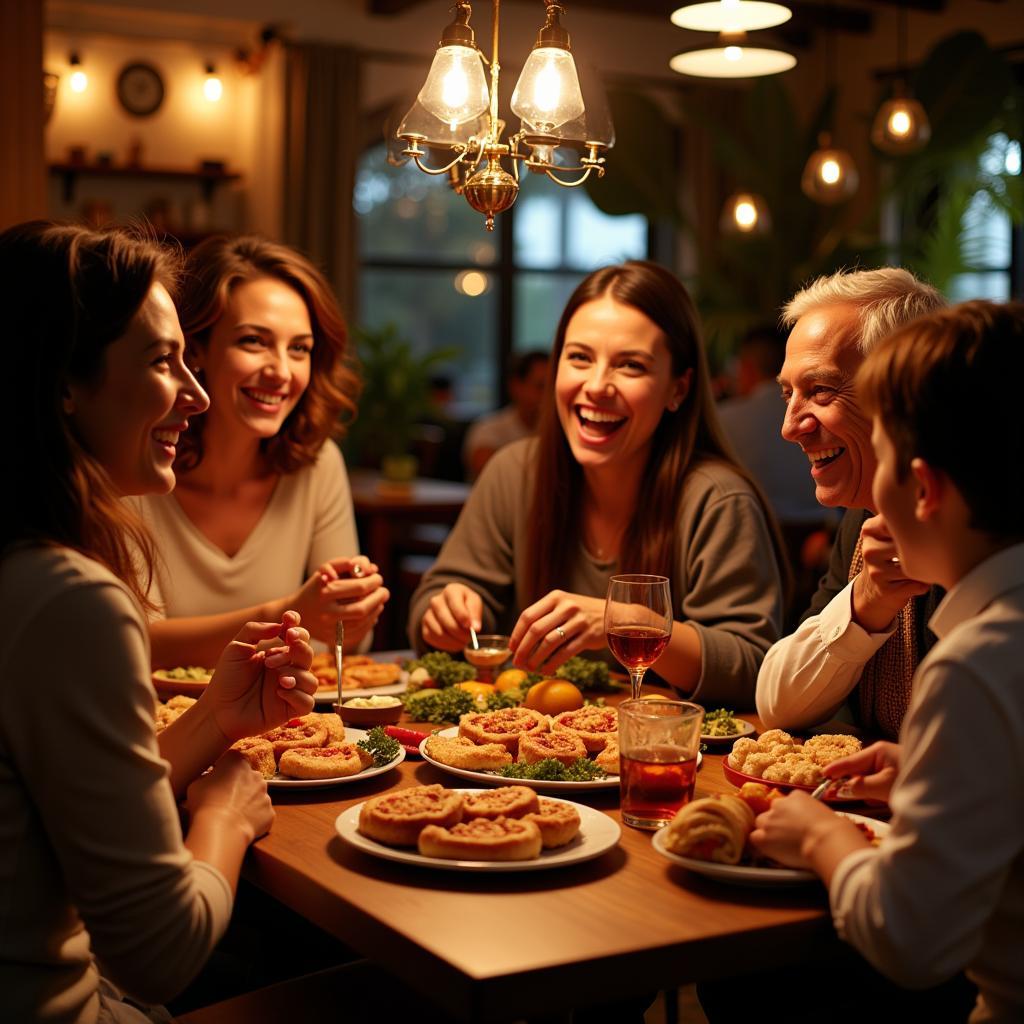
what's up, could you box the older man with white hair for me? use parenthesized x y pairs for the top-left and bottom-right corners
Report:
(756, 268), (947, 739)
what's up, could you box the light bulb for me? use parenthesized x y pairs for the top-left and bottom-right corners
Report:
(801, 137), (858, 204)
(203, 71), (223, 102)
(888, 109), (911, 137)
(720, 191), (771, 235)
(70, 69), (88, 93)
(820, 159), (840, 185)
(417, 45), (489, 127)
(512, 48), (585, 134)
(734, 199), (757, 228)
(724, 46), (742, 61)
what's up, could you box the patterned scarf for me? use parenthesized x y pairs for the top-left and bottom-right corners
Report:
(848, 535), (917, 739)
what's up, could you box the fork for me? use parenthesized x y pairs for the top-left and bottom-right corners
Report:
(811, 775), (852, 801)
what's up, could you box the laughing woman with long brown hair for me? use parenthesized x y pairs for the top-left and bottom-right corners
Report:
(0, 223), (317, 1022)
(409, 261), (785, 705)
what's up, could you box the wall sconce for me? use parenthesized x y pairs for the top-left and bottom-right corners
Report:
(203, 63), (223, 102)
(720, 191), (771, 234)
(69, 53), (88, 93)
(801, 132), (858, 204)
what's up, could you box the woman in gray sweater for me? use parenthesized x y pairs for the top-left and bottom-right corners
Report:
(409, 261), (785, 708)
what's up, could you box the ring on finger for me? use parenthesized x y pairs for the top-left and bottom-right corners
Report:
(890, 556), (901, 566)
(351, 564), (364, 578)
(556, 625), (566, 641)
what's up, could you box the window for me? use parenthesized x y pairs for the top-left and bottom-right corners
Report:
(355, 143), (649, 415)
(947, 133), (1022, 302)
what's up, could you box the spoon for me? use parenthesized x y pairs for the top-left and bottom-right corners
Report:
(469, 626), (479, 651)
(810, 775), (852, 801)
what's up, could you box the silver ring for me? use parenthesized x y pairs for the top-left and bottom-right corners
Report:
(890, 556), (901, 566)
(556, 626), (566, 641)
(351, 564), (364, 578)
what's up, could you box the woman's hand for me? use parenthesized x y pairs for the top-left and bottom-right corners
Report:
(750, 791), (870, 877)
(289, 556), (389, 647)
(184, 750), (274, 845)
(204, 612), (317, 742)
(421, 583), (483, 651)
(510, 590), (605, 673)
(825, 741), (902, 803)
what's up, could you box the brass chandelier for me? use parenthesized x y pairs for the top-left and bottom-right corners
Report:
(396, 0), (613, 230)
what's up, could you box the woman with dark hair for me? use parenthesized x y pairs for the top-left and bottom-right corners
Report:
(0, 222), (317, 1021)
(410, 261), (785, 704)
(131, 236), (388, 668)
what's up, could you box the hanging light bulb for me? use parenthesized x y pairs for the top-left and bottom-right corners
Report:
(720, 191), (771, 234)
(870, 10), (929, 155)
(801, 132), (859, 204)
(670, 0), (792, 33)
(511, 3), (585, 135)
(416, 2), (489, 129)
(203, 63), (223, 102)
(69, 52), (87, 93)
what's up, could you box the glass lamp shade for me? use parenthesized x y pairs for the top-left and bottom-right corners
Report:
(521, 60), (614, 149)
(670, 46), (795, 78)
(397, 98), (486, 149)
(416, 44), (489, 128)
(670, 1), (792, 32)
(871, 96), (931, 155)
(801, 137), (859, 204)
(720, 192), (771, 234)
(511, 47), (586, 134)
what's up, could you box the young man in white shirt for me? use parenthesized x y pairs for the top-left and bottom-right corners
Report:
(751, 300), (1024, 1023)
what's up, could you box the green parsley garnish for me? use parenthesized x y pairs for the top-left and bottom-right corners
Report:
(404, 652), (477, 689)
(401, 687), (478, 724)
(497, 757), (608, 782)
(356, 726), (401, 766)
(703, 708), (742, 737)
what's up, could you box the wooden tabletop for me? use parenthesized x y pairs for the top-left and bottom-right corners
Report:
(244, 701), (856, 1022)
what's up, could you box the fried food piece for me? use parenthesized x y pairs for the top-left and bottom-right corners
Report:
(518, 730), (587, 766)
(757, 728), (794, 749)
(459, 707), (549, 754)
(462, 785), (540, 820)
(342, 662), (402, 690)
(315, 712), (347, 744)
(594, 738), (620, 775)
(728, 737), (759, 770)
(551, 706), (618, 753)
(262, 715), (329, 760)
(358, 784), (464, 847)
(739, 753), (774, 779)
(166, 695), (197, 713)
(735, 782), (784, 816)
(278, 742), (373, 780)
(311, 653), (376, 687)
(231, 736), (277, 780)
(418, 816), (543, 861)
(425, 734), (513, 770)
(522, 798), (581, 848)
(663, 794), (755, 864)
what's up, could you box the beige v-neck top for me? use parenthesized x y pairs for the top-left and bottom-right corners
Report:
(131, 442), (359, 619)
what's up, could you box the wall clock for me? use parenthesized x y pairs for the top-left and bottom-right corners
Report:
(116, 62), (165, 117)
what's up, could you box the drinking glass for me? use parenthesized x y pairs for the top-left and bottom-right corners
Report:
(604, 574), (673, 699)
(618, 698), (704, 829)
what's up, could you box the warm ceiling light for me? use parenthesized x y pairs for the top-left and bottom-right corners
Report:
(801, 132), (859, 204)
(671, 1), (791, 33)
(397, 0), (612, 230)
(455, 269), (489, 296)
(869, 9), (930, 156)
(871, 95), (930, 154)
(203, 63), (223, 102)
(69, 52), (87, 93)
(670, 45), (795, 78)
(720, 191), (771, 234)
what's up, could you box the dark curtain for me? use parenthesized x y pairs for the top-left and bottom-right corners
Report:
(283, 42), (361, 321)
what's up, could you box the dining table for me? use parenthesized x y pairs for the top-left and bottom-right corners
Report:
(244, 684), (876, 1022)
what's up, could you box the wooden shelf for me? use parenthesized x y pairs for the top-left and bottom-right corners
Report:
(48, 163), (241, 203)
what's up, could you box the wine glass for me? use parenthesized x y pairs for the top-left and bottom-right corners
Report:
(604, 574), (673, 699)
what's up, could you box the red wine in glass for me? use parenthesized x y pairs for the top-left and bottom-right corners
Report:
(607, 625), (670, 670)
(604, 574), (673, 698)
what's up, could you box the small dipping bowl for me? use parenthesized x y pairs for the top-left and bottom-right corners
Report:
(333, 696), (403, 728)
(463, 634), (512, 682)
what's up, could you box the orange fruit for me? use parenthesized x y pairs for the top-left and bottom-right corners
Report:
(523, 679), (584, 716)
(494, 668), (528, 693)
(455, 681), (497, 705)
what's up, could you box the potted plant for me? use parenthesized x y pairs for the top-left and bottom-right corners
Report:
(342, 322), (458, 482)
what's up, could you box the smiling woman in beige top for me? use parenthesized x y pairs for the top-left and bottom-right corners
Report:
(131, 237), (389, 668)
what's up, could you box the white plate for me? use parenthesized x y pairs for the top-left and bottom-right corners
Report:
(335, 789), (621, 871)
(701, 718), (756, 744)
(418, 725), (620, 792)
(652, 812), (890, 887)
(268, 726), (405, 788)
(313, 670), (409, 703)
